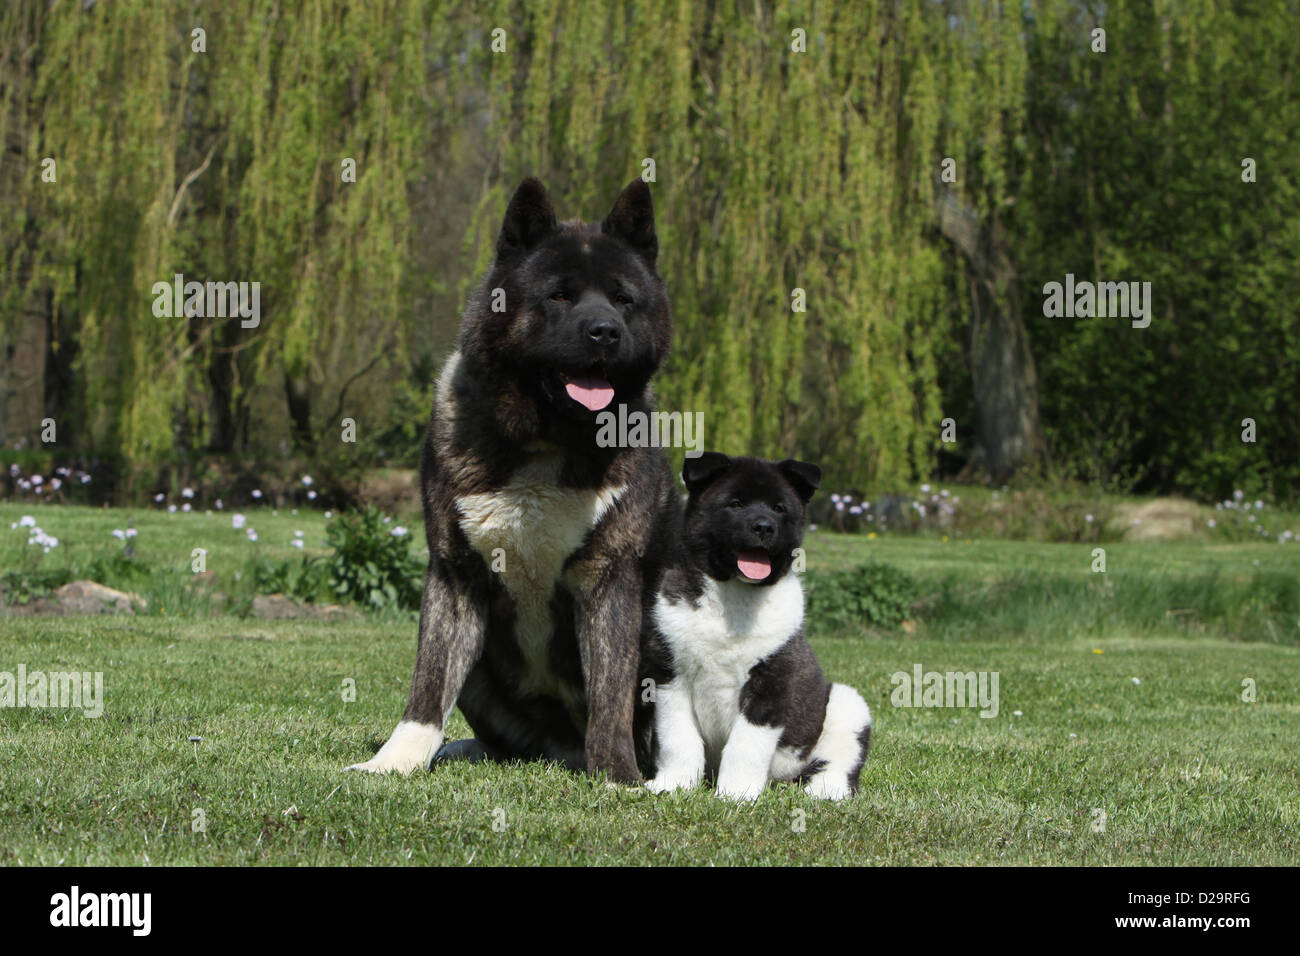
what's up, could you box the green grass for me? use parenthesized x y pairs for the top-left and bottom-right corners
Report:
(1, 504), (1298, 864)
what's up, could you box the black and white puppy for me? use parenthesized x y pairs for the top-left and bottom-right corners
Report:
(640, 453), (872, 801)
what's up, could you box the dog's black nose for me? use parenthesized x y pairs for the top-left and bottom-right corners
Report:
(751, 517), (775, 540)
(586, 318), (621, 347)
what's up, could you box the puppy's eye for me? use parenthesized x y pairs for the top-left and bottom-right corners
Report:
(728, 498), (744, 509)
(774, 502), (787, 514)
(615, 292), (635, 307)
(550, 290), (569, 302)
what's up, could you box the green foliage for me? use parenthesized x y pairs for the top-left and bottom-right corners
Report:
(805, 562), (920, 631)
(252, 553), (334, 605)
(3, 0), (1297, 502)
(0, 566), (74, 604)
(323, 507), (423, 611)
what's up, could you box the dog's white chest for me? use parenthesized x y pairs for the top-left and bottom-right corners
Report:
(654, 575), (803, 756)
(456, 455), (623, 689)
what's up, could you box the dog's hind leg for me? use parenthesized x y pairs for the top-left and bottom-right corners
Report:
(347, 563), (487, 774)
(802, 683), (872, 800)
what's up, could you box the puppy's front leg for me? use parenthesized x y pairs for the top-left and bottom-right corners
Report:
(645, 680), (705, 793)
(715, 718), (782, 802)
(347, 561), (486, 774)
(575, 558), (642, 784)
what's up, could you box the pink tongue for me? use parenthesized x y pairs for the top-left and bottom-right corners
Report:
(737, 554), (772, 580)
(564, 377), (615, 411)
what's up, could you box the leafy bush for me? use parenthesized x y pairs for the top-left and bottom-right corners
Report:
(323, 507), (424, 610)
(806, 562), (920, 631)
(0, 567), (75, 605)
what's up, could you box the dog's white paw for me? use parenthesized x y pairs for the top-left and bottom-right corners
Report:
(803, 774), (851, 801)
(716, 781), (764, 803)
(646, 769), (701, 794)
(345, 721), (442, 775)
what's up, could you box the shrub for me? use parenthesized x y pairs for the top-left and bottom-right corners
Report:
(323, 506), (424, 610)
(805, 562), (920, 631)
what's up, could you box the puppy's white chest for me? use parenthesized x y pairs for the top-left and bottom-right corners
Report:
(655, 575), (803, 753)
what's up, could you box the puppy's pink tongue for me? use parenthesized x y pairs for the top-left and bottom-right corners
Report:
(564, 377), (615, 411)
(737, 553), (772, 581)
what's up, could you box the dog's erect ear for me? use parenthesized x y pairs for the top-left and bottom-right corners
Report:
(681, 451), (730, 493)
(497, 177), (557, 260)
(602, 178), (657, 265)
(776, 459), (821, 503)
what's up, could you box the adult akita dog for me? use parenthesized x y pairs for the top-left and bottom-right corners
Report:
(348, 177), (677, 783)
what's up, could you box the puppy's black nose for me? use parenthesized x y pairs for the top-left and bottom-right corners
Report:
(751, 517), (775, 540)
(586, 318), (621, 348)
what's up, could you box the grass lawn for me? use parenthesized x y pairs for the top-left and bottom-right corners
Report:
(1, 503), (1298, 865)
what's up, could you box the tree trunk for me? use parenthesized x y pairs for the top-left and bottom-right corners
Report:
(935, 185), (1046, 482)
(284, 374), (315, 456)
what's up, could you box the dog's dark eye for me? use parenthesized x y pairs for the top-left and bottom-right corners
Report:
(728, 498), (744, 509)
(549, 290), (569, 302)
(774, 502), (787, 514)
(615, 292), (635, 307)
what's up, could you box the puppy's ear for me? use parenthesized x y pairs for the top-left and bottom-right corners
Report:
(497, 177), (557, 261)
(776, 459), (821, 503)
(602, 178), (657, 265)
(681, 452), (730, 493)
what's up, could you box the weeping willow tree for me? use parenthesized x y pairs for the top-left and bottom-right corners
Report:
(470, 0), (1029, 489)
(3, 0), (1032, 494)
(4, 0), (468, 489)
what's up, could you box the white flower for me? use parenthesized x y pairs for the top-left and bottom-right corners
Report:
(294, 530), (304, 538)
(830, 493), (841, 503)
(324, 511), (333, 519)
(301, 475), (313, 487)
(50, 478), (62, 490)
(920, 483), (931, 493)
(1131, 677), (1141, 685)
(1085, 514), (1094, 523)
(391, 526), (409, 537)
(246, 528), (258, 542)
(1254, 500), (1264, 510)
(1207, 519), (1216, 528)
(835, 501), (845, 512)
(232, 514), (246, 529)
(251, 489), (262, 499)
(31, 475), (43, 486)
(167, 504), (177, 513)
(79, 473), (91, 484)
(182, 503), (192, 512)
(19, 515), (35, 527)
(182, 487), (195, 499)
(290, 539), (304, 550)
(1013, 710), (1023, 717)
(111, 529), (126, 540)
(1233, 489), (1244, 500)
(306, 490), (317, 500)
(215, 499), (224, 510)
(849, 506), (862, 515)
(125, 528), (137, 538)
(940, 489), (950, 498)
(154, 493), (165, 502)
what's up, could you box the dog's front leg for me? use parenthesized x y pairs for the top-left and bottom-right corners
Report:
(347, 563), (485, 774)
(575, 560), (642, 784)
(715, 717), (782, 802)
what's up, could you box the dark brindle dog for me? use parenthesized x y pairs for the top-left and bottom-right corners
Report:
(347, 177), (677, 783)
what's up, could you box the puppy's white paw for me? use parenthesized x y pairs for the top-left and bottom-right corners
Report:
(646, 769), (701, 794)
(345, 721), (442, 775)
(715, 779), (765, 802)
(803, 774), (851, 801)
